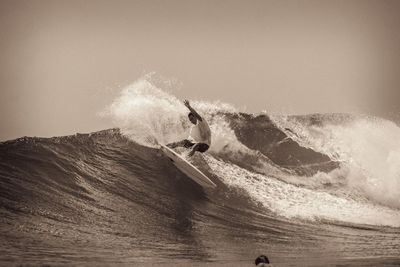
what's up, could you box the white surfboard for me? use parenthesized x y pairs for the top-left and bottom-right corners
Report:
(160, 145), (217, 189)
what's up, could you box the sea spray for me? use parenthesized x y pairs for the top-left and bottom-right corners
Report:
(103, 78), (188, 146)
(103, 76), (249, 155)
(272, 114), (400, 209)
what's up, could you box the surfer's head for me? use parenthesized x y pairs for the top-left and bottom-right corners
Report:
(188, 112), (197, 124)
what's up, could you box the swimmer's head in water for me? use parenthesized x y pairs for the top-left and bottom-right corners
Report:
(255, 255), (270, 266)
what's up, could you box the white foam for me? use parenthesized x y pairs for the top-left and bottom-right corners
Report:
(272, 115), (400, 209)
(205, 155), (400, 227)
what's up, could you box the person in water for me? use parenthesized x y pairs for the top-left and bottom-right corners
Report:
(167, 99), (211, 156)
(255, 255), (272, 266)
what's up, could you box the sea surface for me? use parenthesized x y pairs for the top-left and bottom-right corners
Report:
(1, 78), (400, 266)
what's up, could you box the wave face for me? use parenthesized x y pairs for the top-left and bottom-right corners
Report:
(1, 77), (400, 266)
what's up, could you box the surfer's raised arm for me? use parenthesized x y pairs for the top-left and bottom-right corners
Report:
(167, 99), (211, 156)
(183, 99), (202, 121)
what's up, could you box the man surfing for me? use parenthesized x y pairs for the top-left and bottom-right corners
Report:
(167, 100), (211, 156)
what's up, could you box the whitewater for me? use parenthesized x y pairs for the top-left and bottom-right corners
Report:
(1, 76), (399, 266)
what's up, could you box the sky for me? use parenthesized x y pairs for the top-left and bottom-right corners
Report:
(1, 0), (400, 141)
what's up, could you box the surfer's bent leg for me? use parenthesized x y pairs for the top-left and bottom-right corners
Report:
(188, 143), (209, 156)
(167, 139), (195, 149)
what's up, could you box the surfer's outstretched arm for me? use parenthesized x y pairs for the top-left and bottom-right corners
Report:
(184, 100), (203, 121)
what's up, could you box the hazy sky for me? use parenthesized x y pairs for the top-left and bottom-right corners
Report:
(1, 0), (400, 140)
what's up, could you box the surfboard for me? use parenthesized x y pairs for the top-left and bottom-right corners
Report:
(160, 145), (217, 189)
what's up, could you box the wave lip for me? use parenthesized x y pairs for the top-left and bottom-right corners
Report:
(226, 112), (339, 176)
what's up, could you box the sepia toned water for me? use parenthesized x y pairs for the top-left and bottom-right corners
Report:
(1, 81), (400, 266)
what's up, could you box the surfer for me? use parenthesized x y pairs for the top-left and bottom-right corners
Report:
(167, 99), (211, 156)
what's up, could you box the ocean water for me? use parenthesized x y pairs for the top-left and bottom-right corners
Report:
(1, 78), (399, 266)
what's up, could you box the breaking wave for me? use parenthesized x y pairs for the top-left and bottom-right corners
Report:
(1, 75), (400, 265)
